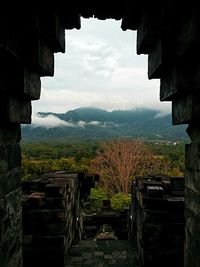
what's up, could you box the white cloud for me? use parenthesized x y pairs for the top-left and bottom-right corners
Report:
(31, 111), (123, 129)
(31, 114), (75, 128)
(76, 121), (86, 128)
(32, 18), (171, 116)
(33, 85), (171, 114)
(88, 121), (101, 125)
(153, 111), (170, 119)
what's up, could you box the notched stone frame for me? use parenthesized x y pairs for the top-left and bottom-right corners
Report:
(0, 8), (68, 267)
(1, 4), (200, 267)
(132, 3), (200, 267)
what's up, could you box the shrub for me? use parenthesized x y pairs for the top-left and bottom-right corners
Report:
(111, 193), (131, 209)
(89, 187), (108, 209)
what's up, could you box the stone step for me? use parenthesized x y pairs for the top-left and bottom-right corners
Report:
(65, 240), (140, 267)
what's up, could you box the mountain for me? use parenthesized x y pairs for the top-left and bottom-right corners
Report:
(21, 107), (189, 143)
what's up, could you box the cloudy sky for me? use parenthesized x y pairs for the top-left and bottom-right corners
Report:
(32, 18), (171, 115)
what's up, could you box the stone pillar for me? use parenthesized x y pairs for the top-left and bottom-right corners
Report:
(184, 126), (200, 267)
(132, 3), (200, 266)
(22, 171), (95, 267)
(131, 176), (184, 267)
(0, 8), (67, 267)
(0, 124), (22, 267)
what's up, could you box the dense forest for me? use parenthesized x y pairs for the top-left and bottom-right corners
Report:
(21, 108), (189, 142)
(21, 139), (185, 208)
(21, 107), (187, 208)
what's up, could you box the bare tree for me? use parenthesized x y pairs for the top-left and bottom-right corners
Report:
(91, 139), (161, 195)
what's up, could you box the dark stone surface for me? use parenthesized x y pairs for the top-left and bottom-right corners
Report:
(29, 39), (55, 77)
(172, 94), (200, 125)
(0, 187), (22, 267)
(0, 145), (8, 173)
(0, 169), (21, 198)
(22, 171), (96, 267)
(131, 176), (185, 267)
(0, 124), (21, 143)
(66, 240), (139, 267)
(7, 144), (21, 169)
(185, 143), (200, 171)
(1, 5), (200, 267)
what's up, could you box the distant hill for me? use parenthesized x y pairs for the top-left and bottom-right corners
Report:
(21, 107), (189, 143)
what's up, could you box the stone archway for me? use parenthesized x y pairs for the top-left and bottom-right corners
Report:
(0, 5), (199, 266)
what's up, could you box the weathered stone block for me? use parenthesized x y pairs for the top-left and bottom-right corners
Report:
(0, 144), (8, 172)
(24, 69), (41, 100)
(23, 222), (66, 236)
(160, 68), (179, 101)
(176, 12), (199, 58)
(148, 38), (163, 79)
(186, 124), (200, 142)
(45, 197), (67, 209)
(23, 246), (64, 267)
(185, 222), (200, 267)
(171, 177), (185, 191)
(0, 124), (21, 143)
(5, 15), (24, 61)
(33, 235), (65, 247)
(20, 100), (32, 124)
(185, 188), (200, 218)
(0, 23), (6, 50)
(160, 63), (200, 101)
(0, 13), (22, 59)
(0, 187), (22, 267)
(137, 10), (156, 55)
(172, 94), (200, 125)
(148, 37), (174, 79)
(132, 176), (185, 266)
(22, 171), (97, 266)
(4, 248), (23, 267)
(0, 56), (41, 101)
(61, 9), (81, 30)
(45, 222), (66, 235)
(27, 192), (45, 208)
(7, 143), (21, 169)
(121, 5), (141, 31)
(185, 248), (199, 267)
(137, 3), (169, 55)
(8, 98), (21, 123)
(30, 39), (54, 77)
(45, 184), (66, 197)
(38, 11), (65, 53)
(26, 209), (65, 223)
(0, 197), (5, 219)
(185, 143), (200, 171)
(0, 169), (21, 198)
(6, 98), (32, 124)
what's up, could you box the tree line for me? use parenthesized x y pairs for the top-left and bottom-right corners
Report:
(21, 139), (185, 208)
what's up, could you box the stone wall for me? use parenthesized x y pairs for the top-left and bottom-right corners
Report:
(130, 4), (200, 266)
(0, 125), (23, 267)
(1, 5), (200, 267)
(184, 144), (200, 266)
(0, 9), (66, 267)
(82, 207), (129, 240)
(131, 175), (185, 267)
(22, 171), (96, 267)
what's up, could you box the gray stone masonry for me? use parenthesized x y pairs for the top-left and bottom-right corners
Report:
(22, 171), (96, 267)
(131, 175), (185, 267)
(1, 4), (200, 267)
(65, 240), (139, 267)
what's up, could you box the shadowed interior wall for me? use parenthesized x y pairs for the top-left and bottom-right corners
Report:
(0, 5), (200, 267)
